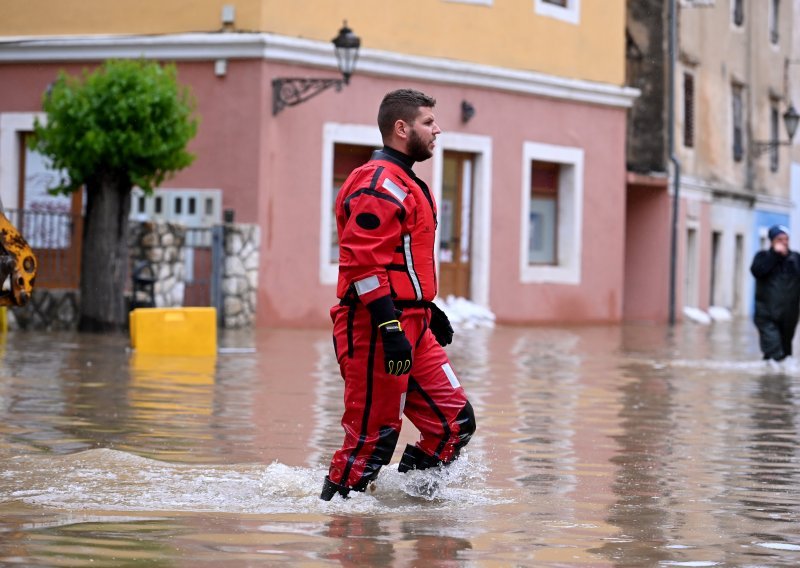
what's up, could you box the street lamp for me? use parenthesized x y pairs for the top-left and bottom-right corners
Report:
(752, 104), (800, 156)
(272, 21), (361, 116)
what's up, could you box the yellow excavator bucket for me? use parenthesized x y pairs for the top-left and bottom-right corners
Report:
(0, 210), (37, 307)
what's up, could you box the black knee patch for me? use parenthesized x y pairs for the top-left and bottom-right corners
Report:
(454, 401), (476, 450)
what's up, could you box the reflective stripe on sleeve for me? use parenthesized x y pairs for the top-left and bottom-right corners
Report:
(382, 178), (407, 202)
(442, 363), (461, 389)
(354, 275), (380, 296)
(403, 234), (423, 300)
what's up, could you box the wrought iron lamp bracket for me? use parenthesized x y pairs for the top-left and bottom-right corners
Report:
(752, 140), (790, 157)
(272, 77), (344, 116)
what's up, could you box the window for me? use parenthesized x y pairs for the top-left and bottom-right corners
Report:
(520, 142), (584, 285)
(534, 0), (580, 25)
(733, 0), (744, 26)
(320, 123), (382, 284)
(327, 143), (375, 264)
(769, 0), (780, 44)
(683, 71), (695, 149)
(770, 104), (779, 172)
(19, 134), (73, 249)
(528, 161), (559, 265)
(732, 84), (744, 162)
(129, 189), (221, 226)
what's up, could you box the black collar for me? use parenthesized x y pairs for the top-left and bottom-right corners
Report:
(371, 146), (415, 176)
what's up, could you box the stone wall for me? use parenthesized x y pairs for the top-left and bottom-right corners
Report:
(8, 220), (260, 330)
(9, 288), (79, 330)
(128, 221), (187, 308)
(626, 0), (668, 174)
(222, 223), (260, 328)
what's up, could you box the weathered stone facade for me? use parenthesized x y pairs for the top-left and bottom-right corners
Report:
(128, 221), (187, 308)
(222, 223), (260, 329)
(8, 289), (79, 330)
(626, 0), (668, 174)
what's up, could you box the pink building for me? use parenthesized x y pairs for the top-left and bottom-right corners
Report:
(1, 10), (637, 327)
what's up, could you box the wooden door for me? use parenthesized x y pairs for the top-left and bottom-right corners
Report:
(438, 152), (474, 299)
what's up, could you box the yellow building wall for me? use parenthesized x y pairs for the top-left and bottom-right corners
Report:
(2, 0), (624, 85)
(1, 0), (264, 37)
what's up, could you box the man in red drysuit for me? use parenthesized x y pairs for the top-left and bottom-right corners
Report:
(321, 89), (476, 500)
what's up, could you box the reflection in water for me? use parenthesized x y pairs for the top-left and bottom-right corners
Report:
(740, 372), (800, 559)
(324, 516), (396, 566)
(512, 329), (581, 495)
(4, 323), (800, 565)
(127, 352), (217, 461)
(0, 514), (180, 568)
(593, 360), (675, 567)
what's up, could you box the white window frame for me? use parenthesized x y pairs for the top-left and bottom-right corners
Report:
(0, 112), (45, 210)
(534, 0), (581, 25)
(319, 123), (382, 285)
(520, 141), (584, 285)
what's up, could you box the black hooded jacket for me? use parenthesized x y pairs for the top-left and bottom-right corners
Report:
(751, 248), (800, 321)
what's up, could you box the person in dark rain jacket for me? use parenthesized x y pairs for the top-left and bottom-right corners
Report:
(751, 224), (800, 368)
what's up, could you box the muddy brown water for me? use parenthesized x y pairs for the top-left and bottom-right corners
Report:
(2, 320), (800, 566)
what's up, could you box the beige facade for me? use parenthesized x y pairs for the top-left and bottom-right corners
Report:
(679, 0), (794, 198)
(2, 0), (625, 85)
(625, 0), (798, 321)
(679, 0), (795, 317)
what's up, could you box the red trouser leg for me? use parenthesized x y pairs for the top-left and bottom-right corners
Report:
(328, 304), (413, 489)
(401, 323), (474, 466)
(327, 305), (475, 489)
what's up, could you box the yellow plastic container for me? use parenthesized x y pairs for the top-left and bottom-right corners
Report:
(129, 307), (217, 356)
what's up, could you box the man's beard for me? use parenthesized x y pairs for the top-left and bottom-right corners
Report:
(407, 128), (433, 162)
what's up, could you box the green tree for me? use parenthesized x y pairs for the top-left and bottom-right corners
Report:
(31, 59), (198, 331)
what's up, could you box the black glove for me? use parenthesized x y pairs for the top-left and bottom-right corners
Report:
(366, 295), (413, 376)
(379, 319), (413, 376)
(428, 302), (454, 346)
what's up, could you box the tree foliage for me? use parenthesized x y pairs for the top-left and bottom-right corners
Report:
(31, 59), (198, 195)
(28, 59), (198, 331)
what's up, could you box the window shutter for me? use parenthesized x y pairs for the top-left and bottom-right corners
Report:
(683, 73), (695, 149)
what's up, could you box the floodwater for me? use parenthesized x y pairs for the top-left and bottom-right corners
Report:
(2, 320), (800, 566)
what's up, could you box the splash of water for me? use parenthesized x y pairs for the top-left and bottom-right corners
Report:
(1, 448), (506, 515)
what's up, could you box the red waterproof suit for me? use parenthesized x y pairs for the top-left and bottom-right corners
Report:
(327, 148), (475, 492)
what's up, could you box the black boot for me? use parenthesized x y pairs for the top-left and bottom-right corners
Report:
(320, 476), (351, 501)
(397, 444), (442, 472)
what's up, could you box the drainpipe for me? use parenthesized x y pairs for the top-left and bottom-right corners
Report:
(667, 0), (682, 326)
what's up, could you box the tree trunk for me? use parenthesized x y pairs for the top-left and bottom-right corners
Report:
(78, 173), (132, 332)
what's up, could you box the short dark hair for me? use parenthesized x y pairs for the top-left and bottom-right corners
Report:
(377, 89), (436, 138)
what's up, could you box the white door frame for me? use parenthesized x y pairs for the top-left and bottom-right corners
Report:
(432, 133), (492, 308)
